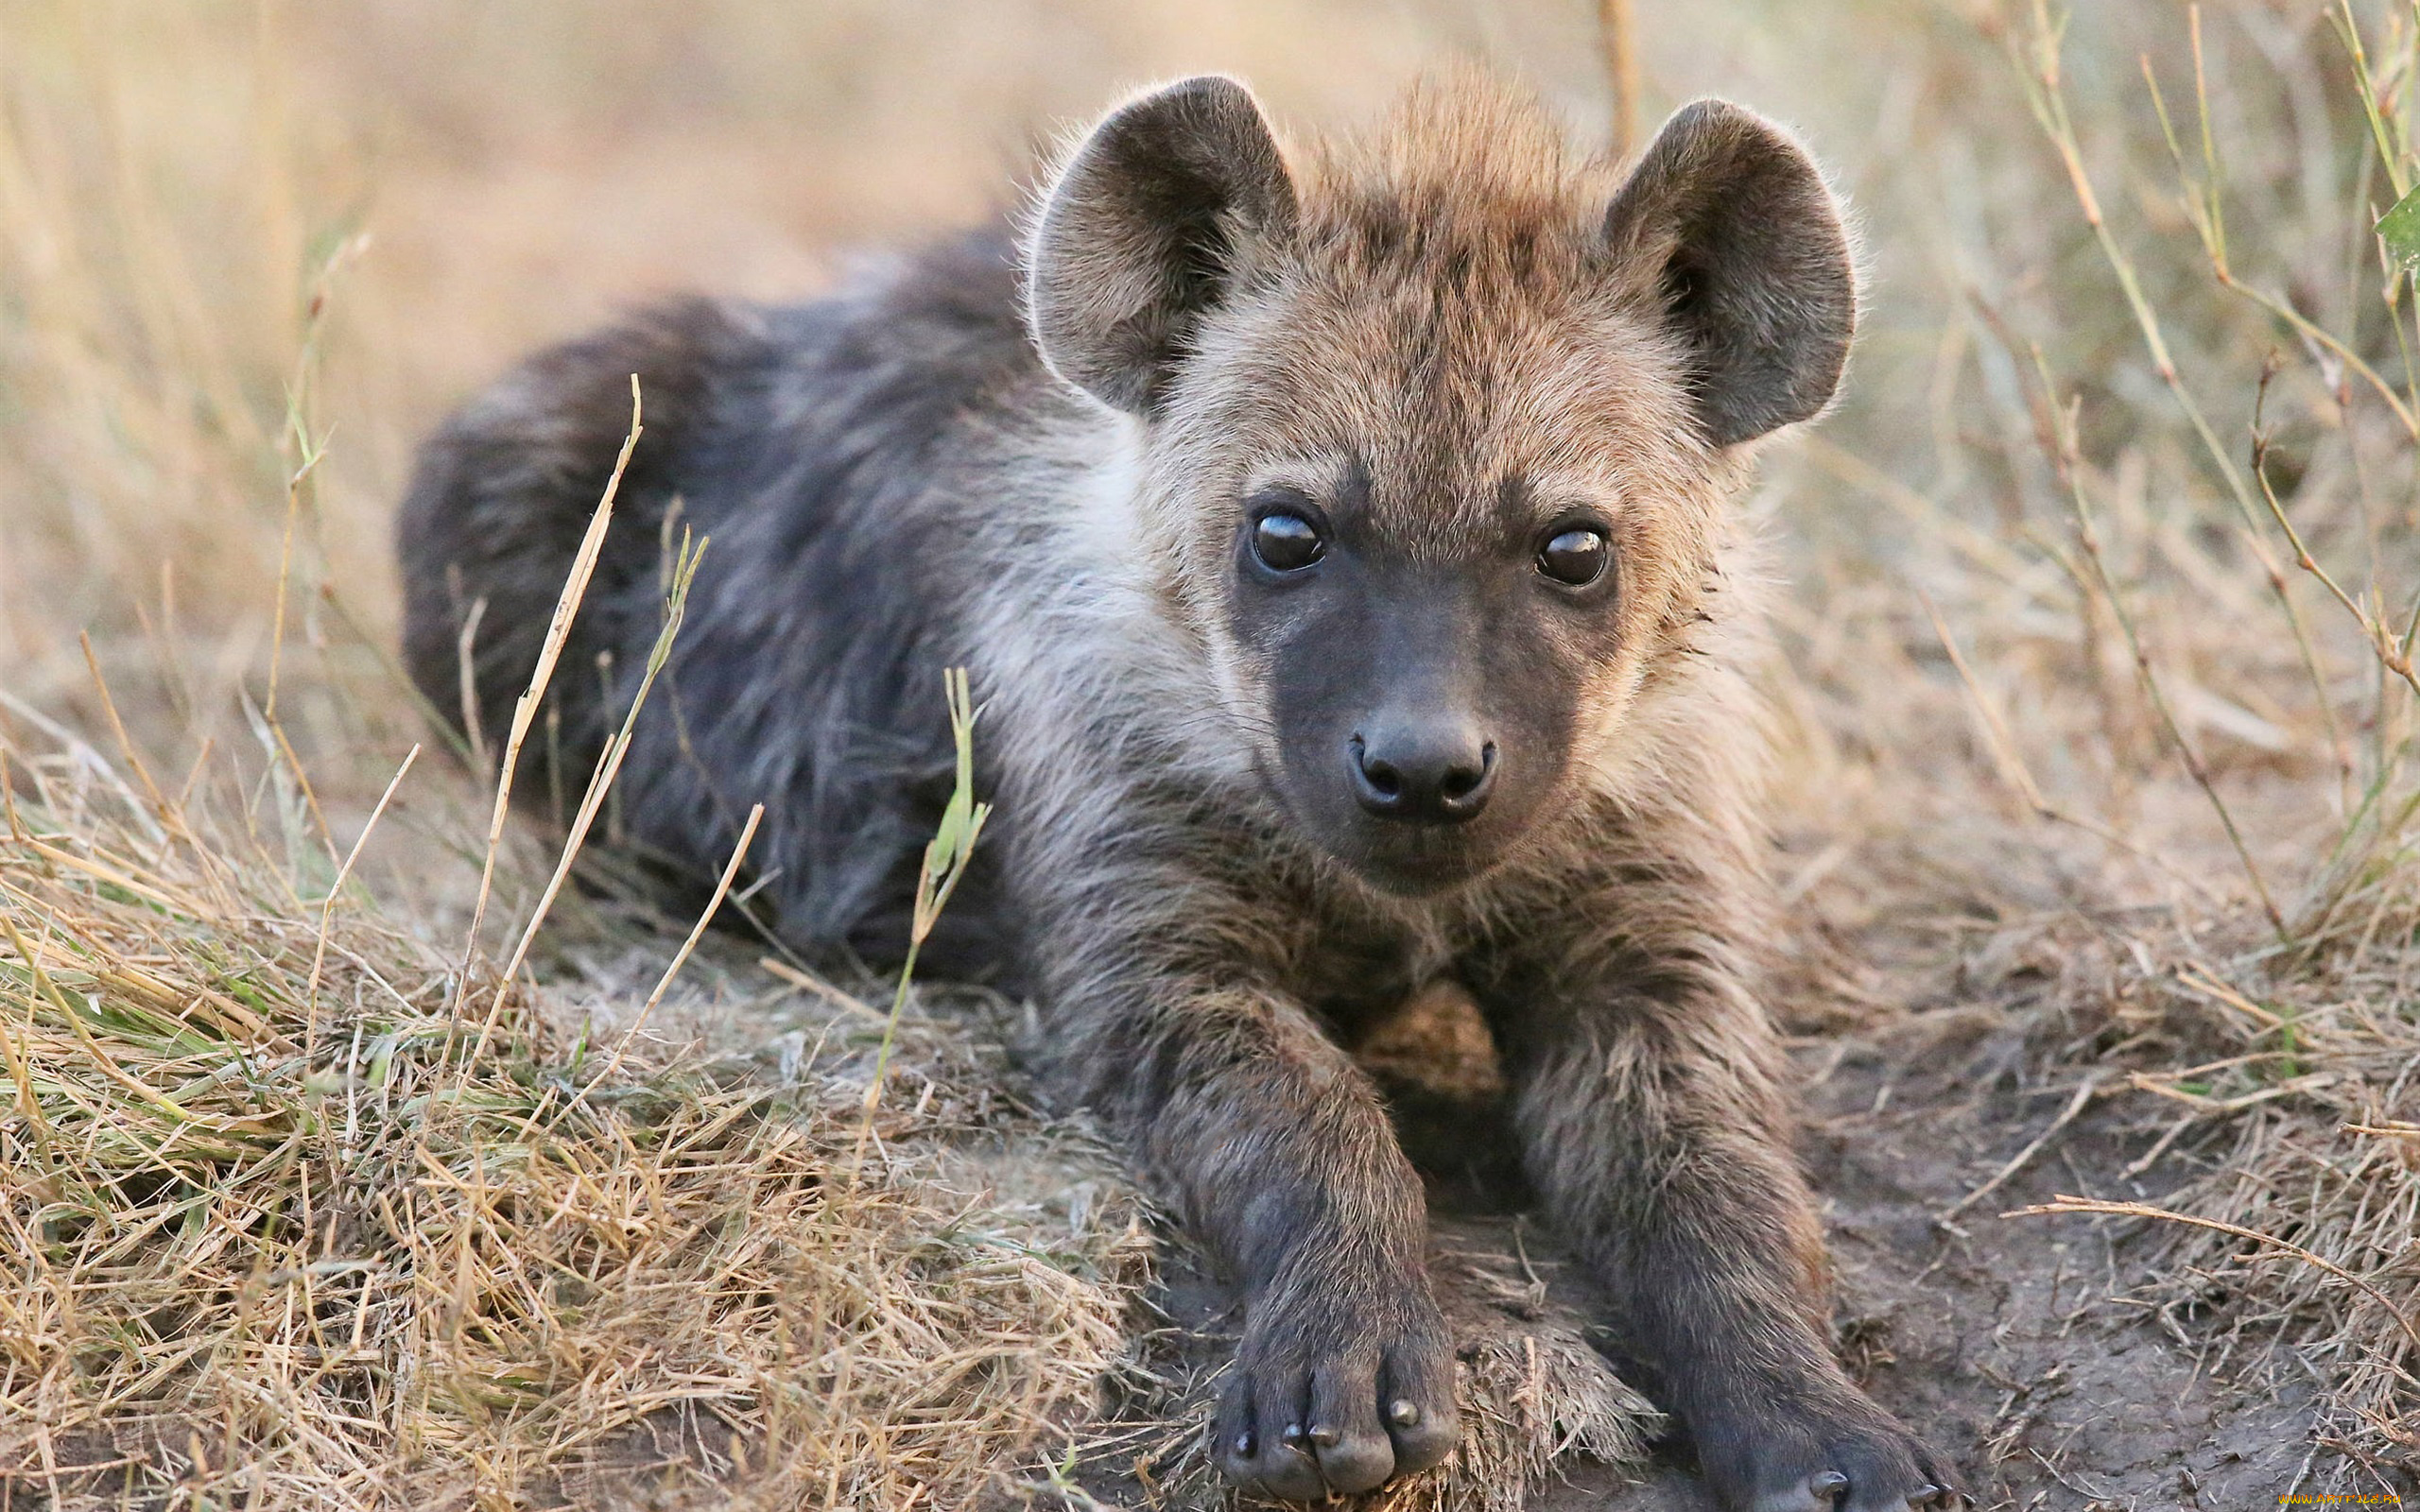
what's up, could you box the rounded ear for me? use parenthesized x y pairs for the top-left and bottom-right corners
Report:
(1027, 76), (1297, 414)
(1603, 100), (1856, 448)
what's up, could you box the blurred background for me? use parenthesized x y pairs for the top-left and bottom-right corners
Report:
(0, 0), (2373, 874)
(0, 0), (2082, 636)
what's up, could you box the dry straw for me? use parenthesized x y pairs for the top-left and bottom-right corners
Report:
(0, 425), (1150, 1506)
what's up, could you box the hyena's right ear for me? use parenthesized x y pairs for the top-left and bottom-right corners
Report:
(1028, 76), (1296, 414)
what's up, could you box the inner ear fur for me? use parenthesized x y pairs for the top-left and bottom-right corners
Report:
(1027, 75), (1296, 415)
(1603, 99), (1856, 449)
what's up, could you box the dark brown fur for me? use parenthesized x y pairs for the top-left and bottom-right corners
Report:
(398, 73), (1951, 1512)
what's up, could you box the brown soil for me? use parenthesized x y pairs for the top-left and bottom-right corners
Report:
(1560, 1020), (2325, 1512)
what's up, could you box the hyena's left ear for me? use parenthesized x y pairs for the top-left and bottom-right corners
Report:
(1028, 76), (1297, 414)
(1603, 100), (1856, 448)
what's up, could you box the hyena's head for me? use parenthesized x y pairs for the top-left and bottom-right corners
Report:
(1026, 73), (1853, 895)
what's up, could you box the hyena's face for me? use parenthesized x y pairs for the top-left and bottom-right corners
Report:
(1157, 293), (1705, 894)
(1029, 75), (1853, 893)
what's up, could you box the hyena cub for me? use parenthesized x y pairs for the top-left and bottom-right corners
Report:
(400, 74), (1955, 1511)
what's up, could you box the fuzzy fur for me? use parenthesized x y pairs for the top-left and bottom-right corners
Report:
(397, 72), (1950, 1512)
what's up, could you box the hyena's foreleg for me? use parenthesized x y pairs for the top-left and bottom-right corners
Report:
(1071, 980), (1459, 1499)
(1482, 948), (1959, 1512)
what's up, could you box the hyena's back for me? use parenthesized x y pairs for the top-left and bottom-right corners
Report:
(397, 230), (1041, 972)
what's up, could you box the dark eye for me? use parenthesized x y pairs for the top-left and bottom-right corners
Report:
(1536, 527), (1609, 587)
(1251, 510), (1325, 573)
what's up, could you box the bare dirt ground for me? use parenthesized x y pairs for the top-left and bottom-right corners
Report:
(1774, 1022), (2316, 1510)
(1577, 883), (2332, 1512)
(1573, 1019), (2321, 1512)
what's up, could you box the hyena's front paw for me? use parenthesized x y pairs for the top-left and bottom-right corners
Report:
(1212, 1273), (1459, 1501)
(1700, 1383), (1959, 1512)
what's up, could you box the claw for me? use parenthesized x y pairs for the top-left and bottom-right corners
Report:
(1233, 1430), (1254, 1458)
(1812, 1471), (1850, 1503)
(1280, 1422), (1309, 1452)
(1306, 1423), (1340, 1448)
(1388, 1399), (1421, 1428)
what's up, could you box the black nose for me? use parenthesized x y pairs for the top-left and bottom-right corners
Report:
(1349, 728), (1497, 823)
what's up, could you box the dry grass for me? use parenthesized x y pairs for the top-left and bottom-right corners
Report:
(6, 0), (2420, 1504)
(0, 711), (1150, 1509)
